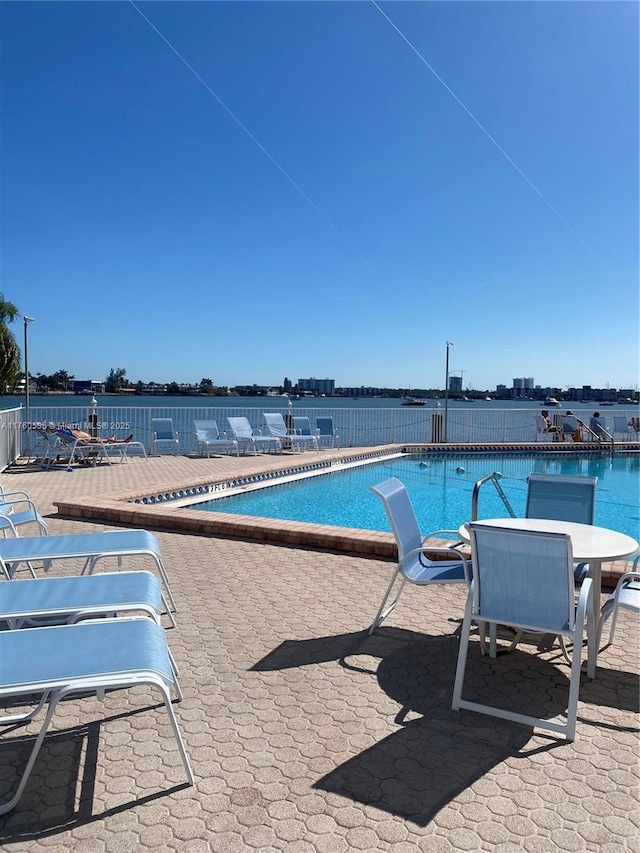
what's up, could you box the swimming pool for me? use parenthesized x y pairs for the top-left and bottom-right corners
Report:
(189, 452), (640, 540)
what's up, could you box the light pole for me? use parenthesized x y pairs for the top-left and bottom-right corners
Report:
(444, 341), (453, 442)
(23, 316), (35, 454)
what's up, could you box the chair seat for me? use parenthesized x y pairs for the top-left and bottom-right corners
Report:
(403, 556), (467, 584)
(0, 571), (163, 625)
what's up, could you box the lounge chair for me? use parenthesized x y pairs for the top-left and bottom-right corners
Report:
(0, 530), (177, 622)
(368, 477), (469, 634)
(452, 524), (595, 741)
(263, 413), (319, 453)
(0, 570), (164, 629)
(316, 416), (340, 448)
(0, 618), (193, 814)
(0, 488), (48, 537)
(151, 418), (180, 455)
(193, 420), (239, 457)
(49, 429), (147, 467)
(226, 417), (281, 455)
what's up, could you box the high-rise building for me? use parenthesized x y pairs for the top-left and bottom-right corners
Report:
(297, 377), (335, 396)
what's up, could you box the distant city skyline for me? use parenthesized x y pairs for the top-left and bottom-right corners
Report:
(3, 2), (638, 389)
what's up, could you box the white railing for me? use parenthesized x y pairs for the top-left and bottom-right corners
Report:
(0, 407), (23, 471)
(19, 405), (640, 455)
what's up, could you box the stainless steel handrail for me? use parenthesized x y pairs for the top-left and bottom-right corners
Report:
(471, 472), (515, 521)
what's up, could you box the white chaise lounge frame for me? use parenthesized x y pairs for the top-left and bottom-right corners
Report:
(0, 618), (193, 814)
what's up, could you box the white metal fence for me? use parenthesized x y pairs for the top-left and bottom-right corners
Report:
(17, 405), (640, 456)
(0, 407), (24, 471)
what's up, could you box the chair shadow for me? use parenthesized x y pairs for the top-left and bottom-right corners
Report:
(253, 625), (573, 825)
(0, 704), (189, 841)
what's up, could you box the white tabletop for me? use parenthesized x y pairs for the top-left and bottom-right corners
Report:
(458, 518), (639, 563)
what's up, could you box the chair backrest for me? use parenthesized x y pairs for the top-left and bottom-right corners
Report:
(293, 417), (312, 436)
(151, 418), (175, 440)
(370, 478), (422, 564)
(613, 417), (631, 433)
(468, 523), (575, 632)
(562, 416), (578, 434)
(525, 473), (597, 525)
(194, 420), (220, 440)
(316, 417), (335, 437)
(56, 429), (81, 448)
(227, 417), (254, 438)
(263, 413), (288, 438)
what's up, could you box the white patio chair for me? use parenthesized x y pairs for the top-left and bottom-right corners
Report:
(193, 419), (239, 457)
(0, 618), (193, 814)
(368, 477), (470, 635)
(452, 524), (595, 741)
(150, 418), (179, 455)
(263, 413), (319, 453)
(597, 557), (640, 649)
(226, 416), (281, 456)
(316, 417), (340, 448)
(534, 416), (554, 442)
(0, 488), (48, 537)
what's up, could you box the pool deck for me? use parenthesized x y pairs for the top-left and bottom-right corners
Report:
(1, 448), (638, 851)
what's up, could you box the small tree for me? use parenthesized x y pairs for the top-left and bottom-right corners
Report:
(105, 367), (127, 393)
(0, 294), (21, 393)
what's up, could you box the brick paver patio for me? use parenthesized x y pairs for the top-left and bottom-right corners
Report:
(0, 452), (638, 851)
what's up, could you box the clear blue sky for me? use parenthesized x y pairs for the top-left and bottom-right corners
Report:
(2, 1), (638, 391)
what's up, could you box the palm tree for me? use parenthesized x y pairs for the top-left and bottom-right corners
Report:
(0, 294), (21, 393)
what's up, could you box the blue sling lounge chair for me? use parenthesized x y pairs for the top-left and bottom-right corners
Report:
(0, 570), (165, 629)
(0, 618), (193, 814)
(0, 530), (177, 622)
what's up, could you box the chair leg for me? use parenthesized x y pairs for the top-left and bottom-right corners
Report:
(451, 594), (474, 710)
(0, 695), (61, 815)
(368, 569), (405, 635)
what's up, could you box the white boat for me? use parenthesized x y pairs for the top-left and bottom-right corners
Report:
(541, 397), (561, 407)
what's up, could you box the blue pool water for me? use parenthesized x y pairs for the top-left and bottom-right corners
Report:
(191, 453), (640, 540)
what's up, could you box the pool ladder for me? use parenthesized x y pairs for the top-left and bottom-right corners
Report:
(471, 472), (515, 521)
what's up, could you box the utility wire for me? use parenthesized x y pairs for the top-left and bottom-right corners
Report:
(371, 1), (609, 271)
(129, 1), (369, 264)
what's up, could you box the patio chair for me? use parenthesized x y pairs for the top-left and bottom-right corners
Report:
(597, 556), (640, 649)
(526, 473), (596, 526)
(263, 413), (319, 453)
(150, 418), (179, 455)
(227, 416), (282, 456)
(0, 488), (48, 537)
(525, 472), (597, 581)
(316, 416), (340, 448)
(0, 570), (165, 629)
(452, 524), (595, 741)
(0, 618), (193, 814)
(613, 416), (639, 441)
(368, 477), (470, 635)
(534, 416), (554, 442)
(193, 420), (239, 457)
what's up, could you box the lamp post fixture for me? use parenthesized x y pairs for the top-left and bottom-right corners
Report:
(444, 341), (453, 442)
(23, 316), (35, 455)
